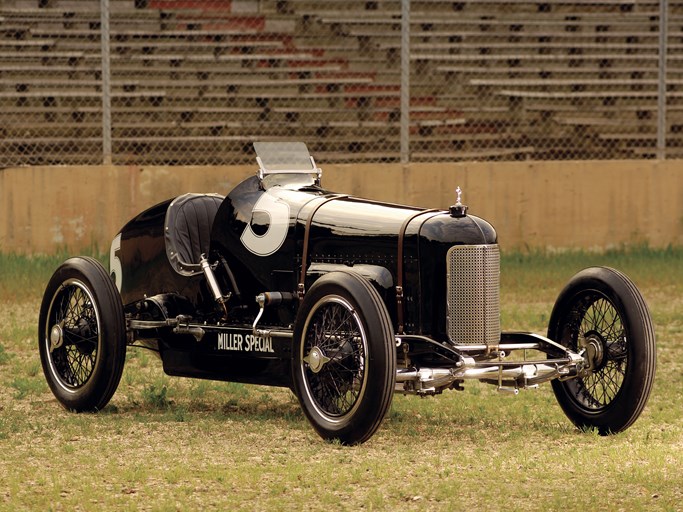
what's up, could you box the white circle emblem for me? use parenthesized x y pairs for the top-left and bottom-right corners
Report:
(240, 193), (291, 256)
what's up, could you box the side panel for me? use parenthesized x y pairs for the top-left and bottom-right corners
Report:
(159, 327), (292, 388)
(210, 175), (320, 305)
(113, 199), (206, 311)
(210, 176), (426, 330)
(302, 196), (422, 329)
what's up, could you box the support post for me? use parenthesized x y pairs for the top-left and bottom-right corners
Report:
(657, 0), (668, 160)
(400, 0), (410, 165)
(100, 0), (112, 165)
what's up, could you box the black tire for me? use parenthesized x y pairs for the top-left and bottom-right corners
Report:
(292, 271), (396, 445)
(548, 267), (656, 435)
(38, 257), (127, 412)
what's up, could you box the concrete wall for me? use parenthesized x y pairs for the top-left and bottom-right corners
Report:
(1, 160), (682, 255)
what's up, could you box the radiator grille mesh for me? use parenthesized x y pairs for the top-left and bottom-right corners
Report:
(447, 244), (501, 345)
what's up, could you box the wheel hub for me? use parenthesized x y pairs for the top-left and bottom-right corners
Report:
(49, 324), (64, 352)
(580, 331), (606, 372)
(303, 346), (331, 374)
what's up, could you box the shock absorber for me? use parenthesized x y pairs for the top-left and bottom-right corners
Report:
(200, 254), (230, 318)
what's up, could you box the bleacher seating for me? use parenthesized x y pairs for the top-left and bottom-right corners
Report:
(0, 0), (680, 165)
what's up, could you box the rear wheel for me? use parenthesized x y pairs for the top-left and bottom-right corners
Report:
(292, 271), (396, 445)
(39, 257), (127, 412)
(548, 267), (656, 434)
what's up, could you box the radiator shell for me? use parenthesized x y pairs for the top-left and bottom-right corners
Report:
(446, 244), (501, 345)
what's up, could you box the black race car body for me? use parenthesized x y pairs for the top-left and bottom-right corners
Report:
(39, 142), (656, 444)
(113, 163), (496, 386)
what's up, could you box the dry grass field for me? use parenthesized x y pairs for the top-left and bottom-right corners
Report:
(1, 249), (682, 511)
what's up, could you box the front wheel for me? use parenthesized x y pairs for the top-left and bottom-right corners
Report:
(38, 257), (127, 412)
(292, 271), (396, 445)
(548, 267), (656, 435)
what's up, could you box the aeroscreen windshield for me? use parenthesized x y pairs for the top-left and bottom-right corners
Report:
(253, 141), (314, 172)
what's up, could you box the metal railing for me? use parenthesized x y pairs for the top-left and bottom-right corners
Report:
(0, 0), (678, 166)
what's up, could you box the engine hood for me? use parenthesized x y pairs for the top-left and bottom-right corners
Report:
(211, 174), (497, 297)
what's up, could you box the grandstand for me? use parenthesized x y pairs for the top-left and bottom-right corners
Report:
(0, 0), (680, 165)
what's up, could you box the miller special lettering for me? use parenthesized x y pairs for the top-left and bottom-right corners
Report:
(217, 332), (274, 353)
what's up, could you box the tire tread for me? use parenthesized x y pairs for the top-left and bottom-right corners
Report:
(548, 266), (656, 434)
(292, 270), (396, 444)
(39, 256), (126, 412)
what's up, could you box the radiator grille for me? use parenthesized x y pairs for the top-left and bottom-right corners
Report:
(446, 244), (501, 345)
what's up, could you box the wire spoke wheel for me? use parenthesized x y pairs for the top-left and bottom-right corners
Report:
(293, 271), (395, 445)
(39, 257), (126, 412)
(47, 281), (100, 390)
(548, 267), (656, 435)
(564, 295), (626, 410)
(302, 296), (367, 419)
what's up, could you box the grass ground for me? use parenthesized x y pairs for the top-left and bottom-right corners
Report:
(1, 249), (682, 511)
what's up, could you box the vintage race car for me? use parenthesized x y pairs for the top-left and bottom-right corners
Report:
(39, 142), (656, 444)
